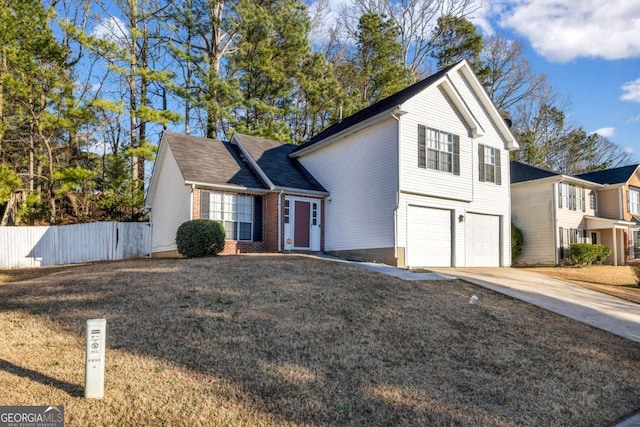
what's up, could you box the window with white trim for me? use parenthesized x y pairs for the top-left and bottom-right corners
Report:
(558, 183), (585, 211)
(589, 190), (597, 211)
(628, 189), (640, 214)
(478, 144), (501, 184)
(417, 125), (459, 174)
(209, 193), (253, 240)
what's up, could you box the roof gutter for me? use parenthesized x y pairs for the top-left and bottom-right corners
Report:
(184, 180), (271, 195)
(512, 175), (605, 188)
(273, 186), (329, 197)
(290, 105), (402, 158)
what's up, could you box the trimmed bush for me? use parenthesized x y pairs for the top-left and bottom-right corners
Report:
(176, 219), (225, 258)
(511, 223), (524, 261)
(569, 243), (611, 266)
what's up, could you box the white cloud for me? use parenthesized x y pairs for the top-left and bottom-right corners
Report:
(91, 16), (129, 44)
(494, 0), (640, 62)
(591, 127), (616, 137)
(621, 78), (640, 102)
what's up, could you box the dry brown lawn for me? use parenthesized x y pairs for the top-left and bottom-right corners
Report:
(522, 265), (640, 304)
(1, 255), (639, 426)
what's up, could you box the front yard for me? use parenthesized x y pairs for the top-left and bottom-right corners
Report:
(523, 265), (640, 304)
(1, 255), (639, 426)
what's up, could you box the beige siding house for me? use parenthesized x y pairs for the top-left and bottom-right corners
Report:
(511, 162), (637, 265)
(576, 164), (640, 262)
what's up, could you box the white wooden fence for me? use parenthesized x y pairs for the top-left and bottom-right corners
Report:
(0, 222), (151, 269)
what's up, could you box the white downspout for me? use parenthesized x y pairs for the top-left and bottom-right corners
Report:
(190, 184), (195, 220)
(552, 182), (558, 265)
(391, 110), (403, 262)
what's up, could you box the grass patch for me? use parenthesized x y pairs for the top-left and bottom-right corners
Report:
(1, 256), (639, 426)
(523, 265), (640, 304)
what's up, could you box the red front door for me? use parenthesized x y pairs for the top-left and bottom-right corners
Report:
(294, 201), (310, 248)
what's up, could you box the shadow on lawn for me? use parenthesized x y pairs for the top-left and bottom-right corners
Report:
(0, 359), (83, 398)
(1, 256), (640, 426)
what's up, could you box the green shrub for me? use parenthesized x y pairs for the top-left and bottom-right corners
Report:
(569, 243), (611, 266)
(176, 219), (225, 258)
(511, 223), (524, 261)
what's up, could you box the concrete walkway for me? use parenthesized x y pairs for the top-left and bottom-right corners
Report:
(430, 267), (640, 344)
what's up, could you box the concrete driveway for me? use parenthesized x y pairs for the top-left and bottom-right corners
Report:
(430, 267), (640, 344)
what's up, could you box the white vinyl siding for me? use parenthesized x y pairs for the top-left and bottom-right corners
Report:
(399, 72), (511, 267)
(298, 119), (398, 251)
(401, 86), (473, 201)
(511, 182), (556, 265)
(150, 144), (192, 253)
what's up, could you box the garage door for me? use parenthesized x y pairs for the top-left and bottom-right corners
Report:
(407, 206), (452, 267)
(466, 213), (500, 267)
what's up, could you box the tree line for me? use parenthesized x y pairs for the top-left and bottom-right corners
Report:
(0, 0), (633, 225)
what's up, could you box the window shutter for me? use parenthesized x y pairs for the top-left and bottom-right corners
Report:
(478, 144), (485, 182)
(628, 190), (631, 213)
(200, 190), (210, 220)
(253, 196), (263, 242)
(495, 149), (501, 185)
(418, 125), (426, 168)
(452, 135), (460, 175)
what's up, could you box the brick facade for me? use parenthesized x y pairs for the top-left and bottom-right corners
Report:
(192, 187), (324, 255)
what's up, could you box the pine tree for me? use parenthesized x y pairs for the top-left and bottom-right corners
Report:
(432, 15), (489, 83)
(228, 0), (312, 142)
(348, 13), (410, 109)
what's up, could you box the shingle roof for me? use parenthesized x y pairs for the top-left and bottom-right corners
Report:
(233, 133), (327, 192)
(510, 161), (559, 184)
(162, 131), (268, 189)
(575, 164), (640, 185)
(291, 62), (460, 154)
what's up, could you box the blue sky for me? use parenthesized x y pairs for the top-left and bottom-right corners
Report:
(86, 0), (640, 161)
(311, 0), (640, 161)
(473, 0), (640, 161)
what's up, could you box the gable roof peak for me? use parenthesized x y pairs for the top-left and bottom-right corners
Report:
(291, 59), (517, 157)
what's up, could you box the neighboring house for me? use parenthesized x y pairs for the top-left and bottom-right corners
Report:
(291, 60), (518, 267)
(147, 60), (519, 267)
(510, 161), (637, 265)
(576, 164), (640, 262)
(145, 131), (327, 257)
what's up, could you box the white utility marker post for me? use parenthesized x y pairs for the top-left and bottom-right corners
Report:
(85, 319), (106, 399)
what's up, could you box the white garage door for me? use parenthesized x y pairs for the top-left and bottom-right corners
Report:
(466, 213), (500, 267)
(407, 206), (452, 267)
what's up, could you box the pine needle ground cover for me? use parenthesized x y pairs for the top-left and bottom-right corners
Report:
(1, 256), (639, 426)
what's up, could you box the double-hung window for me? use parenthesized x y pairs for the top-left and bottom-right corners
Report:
(417, 125), (459, 174)
(558, 183), (585, 211)
(589, 190), (597, 211)
(208, 193), (254, 241)
(628, 189), (640, 214)
(478, 144), (501, 184)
